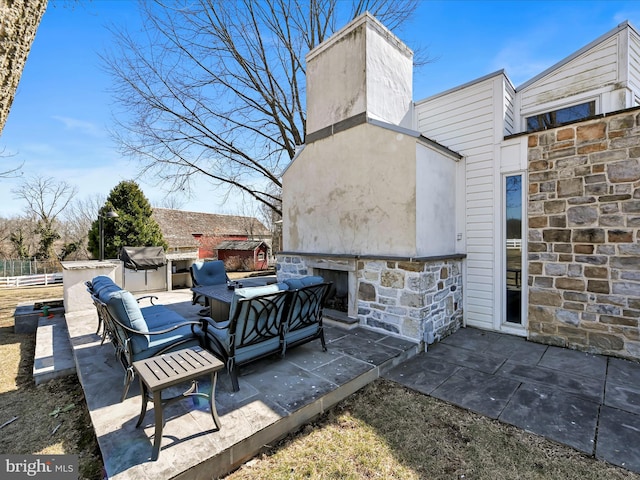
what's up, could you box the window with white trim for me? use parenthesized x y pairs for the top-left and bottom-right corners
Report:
(526, 101), (595, 131)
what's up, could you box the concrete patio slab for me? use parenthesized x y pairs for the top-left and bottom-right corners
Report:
(496, 360), (605, 403)
(537, 345), (608, 380)
(596, 406), (640, 472)
(430, 367), (521, 419)
(382, 354), (460, 395)
(604, 382), (640, 416)
(33, 314), (75, 385)
(45, 291), (640, 477)
(425, 341), (506, 374)
(65, 289), (419, 479)
(384, 326), (640, 474)
(499, 383), (600, 454)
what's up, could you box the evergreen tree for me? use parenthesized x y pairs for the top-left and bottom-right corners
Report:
(88, 181), (167, 259)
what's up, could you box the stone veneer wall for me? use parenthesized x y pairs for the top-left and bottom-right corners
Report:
(527, 108), (640, 359)
(277, 254), (464, 346)
(0, 0), (47, 134)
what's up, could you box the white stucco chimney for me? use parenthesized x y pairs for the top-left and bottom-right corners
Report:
(305, 12), (413, 136)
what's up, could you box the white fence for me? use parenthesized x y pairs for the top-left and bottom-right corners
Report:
(0, 273), (63, 288)
(506, 239), (522, 249)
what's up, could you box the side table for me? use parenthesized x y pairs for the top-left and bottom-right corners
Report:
(133, 346), (223, 460)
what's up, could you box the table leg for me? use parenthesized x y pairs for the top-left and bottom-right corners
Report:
(152, 390), (163, 461)
(135, 378), (148, 428)
(209, 371), (221, 431)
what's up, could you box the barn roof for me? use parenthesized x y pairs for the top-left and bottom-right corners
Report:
(152, 208), (270, 249)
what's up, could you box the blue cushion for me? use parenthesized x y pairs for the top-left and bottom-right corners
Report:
(284, 276), (324, 290)
(283, 278), (304, 290)
(285, 324), (319, 344)
(91, 276), (124, 302)
(133, 330), (201, 360)
(141, 305), (191, 330)
(207, 328), (280, 364)
(97, 284), (123, 303)
(301, 276), (324, 286)
(106, 291), (148, 333)
(191, 261), (228, 287)
(91, 275), (116, 291)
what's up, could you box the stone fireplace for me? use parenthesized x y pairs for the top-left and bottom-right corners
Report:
(277, 253), (465, 344)
(278, 255), (358, 319)
(314, 268), (349, 314)
(277, 13), (466, 348)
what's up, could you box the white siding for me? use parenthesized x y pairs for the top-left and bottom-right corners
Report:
(520, 35), (619, 114)
(503, 80), (516, 136)
(629, 29), (640, 100)
(416, 74), (503, 331)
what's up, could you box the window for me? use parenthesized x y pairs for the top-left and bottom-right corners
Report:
(526, 101), (595, 131)
(504, 174), (523, 325)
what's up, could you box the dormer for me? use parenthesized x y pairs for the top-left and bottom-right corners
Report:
(515, 21), (640, 132)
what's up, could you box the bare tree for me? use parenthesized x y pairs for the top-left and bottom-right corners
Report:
(105, 0), (419, 216)
(0, 147), (23, 178)
(155, 193), (187, 210)
(0, 216), (39, 259)
(12, 175), (78, 259)
(59, 194), (105, 260)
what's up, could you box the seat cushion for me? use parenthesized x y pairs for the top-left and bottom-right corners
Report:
(301, 275), (324, 286)
(91, 275), (116, 291)
(284, 275), (324, 290)
(132, 330), (201, 360)
(191, 260), (228, 286)
(141, 305), (192, 330)
(91, 276), (124, 303)
(207, 328), (280, 364)
(106, 291), (148, 333)
(284, 323), (319, 345)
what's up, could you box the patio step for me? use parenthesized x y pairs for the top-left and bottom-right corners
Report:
(33, 314), (76, 385)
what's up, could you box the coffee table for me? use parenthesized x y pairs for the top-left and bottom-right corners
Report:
(133, 346), (224, 460)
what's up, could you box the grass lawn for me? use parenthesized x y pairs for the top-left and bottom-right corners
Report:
(1, 285), (638, 479)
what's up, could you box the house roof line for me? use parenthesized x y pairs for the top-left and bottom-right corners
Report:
(414, 69), (508, 105)
(306, 12), (413, 63)
(517, 21), (637, 91)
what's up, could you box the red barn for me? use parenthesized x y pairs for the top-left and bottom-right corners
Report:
(152, 208), (271, 263)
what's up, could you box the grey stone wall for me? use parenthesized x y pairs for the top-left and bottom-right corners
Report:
(527, 109), (640, 359)
(0, 0), (48, 134)
(357, 259), (463, 344)
(277, 253), (464, 346)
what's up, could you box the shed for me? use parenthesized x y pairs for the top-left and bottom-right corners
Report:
(216, 240), (269, 271)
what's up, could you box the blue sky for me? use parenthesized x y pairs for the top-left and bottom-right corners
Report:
(2, 0), (640, 218)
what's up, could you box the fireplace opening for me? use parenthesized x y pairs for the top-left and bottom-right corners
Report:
(315, 268), (348, 314)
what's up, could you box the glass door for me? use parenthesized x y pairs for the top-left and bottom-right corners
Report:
(504, 174), (523, 325)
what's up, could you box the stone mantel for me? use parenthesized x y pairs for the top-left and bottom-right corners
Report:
(279, 251), (466, 263)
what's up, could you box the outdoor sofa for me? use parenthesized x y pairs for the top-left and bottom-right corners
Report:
(205, 276), (331, 391)
(87, 275), (206, 401)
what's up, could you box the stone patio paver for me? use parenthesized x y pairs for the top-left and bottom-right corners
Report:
(384, 326), (640, 474)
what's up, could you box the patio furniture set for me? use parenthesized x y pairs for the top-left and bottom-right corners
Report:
(86, 260), (331, 459)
